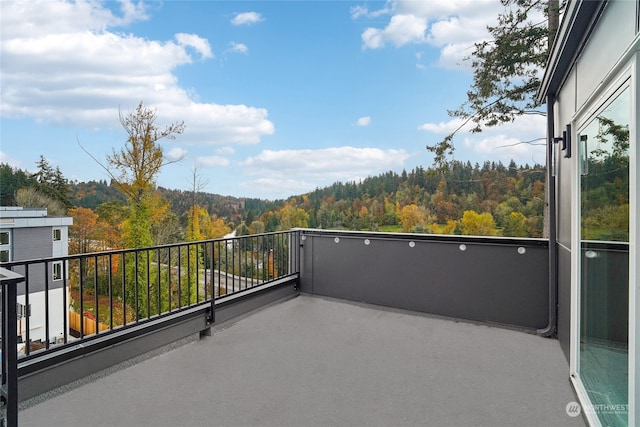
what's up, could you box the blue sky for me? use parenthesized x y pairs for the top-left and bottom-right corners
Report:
(0, 0), (546, 200)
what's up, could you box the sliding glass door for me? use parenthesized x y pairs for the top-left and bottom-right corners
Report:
(578, 85), (630, 427)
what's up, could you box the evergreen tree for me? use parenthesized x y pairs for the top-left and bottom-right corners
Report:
(428, 0), (560, 166)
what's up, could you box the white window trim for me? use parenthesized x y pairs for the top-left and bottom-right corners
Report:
(52, 228), (62, 242)
(52, 261), (63, 281)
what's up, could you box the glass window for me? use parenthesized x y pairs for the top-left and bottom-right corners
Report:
(0, 231), (9, 245)
(53, 262), (63, 281)
(0, 250), (9, 263)
(578, 86), (629, 427)
(53, 228), (61, 241)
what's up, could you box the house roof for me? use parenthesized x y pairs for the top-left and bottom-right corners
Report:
(0, 206), (72, 228)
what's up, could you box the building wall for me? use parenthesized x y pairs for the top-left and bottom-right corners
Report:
(575, 0), (636, 110)
(12, 227), (52, 261)
(1, 207), (73, 349)
(17, 287), (66, 345)
(552, 0), (637, 361)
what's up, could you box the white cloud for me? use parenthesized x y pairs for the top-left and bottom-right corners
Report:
(362, 14), (427, 49)
(175, 33), (213, 59)
(240, 146), (410, 198)
(356, 116), (371, 127)
(215, 147), (236, 155)
(0, 1), (274, 146)
(350, 4), (392, 19)
(357, 0), (503, 68)
(0, 0), (148, 38)
(166, 147), (188, 162)
(0, 151), (21, 168)
(231, 12), (264, 26)
(462, 134), (545, 165)
(240, 177), (314, 198)
(228, 41), (248, 54)
(419, 115), (547, 165)
(243, 146), (409, 178)
(418, 118), (468, 134)
(197, 155), (230, 167)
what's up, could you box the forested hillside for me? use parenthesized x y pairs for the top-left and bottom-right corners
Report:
(252, 160), (546, 237)
(0, 158), (546, 251)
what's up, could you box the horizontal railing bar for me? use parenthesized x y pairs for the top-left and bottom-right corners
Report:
(295, 228), (549, 247)
(0, 231), (296, 266)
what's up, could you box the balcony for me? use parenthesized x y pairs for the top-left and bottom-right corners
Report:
(1, 230), (582, 426)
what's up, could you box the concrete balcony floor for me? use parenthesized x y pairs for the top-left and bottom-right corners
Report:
(20, 294), (583, 427)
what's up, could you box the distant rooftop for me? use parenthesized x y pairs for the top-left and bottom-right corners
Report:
(20, 295), (583, 427)
(0, 206), (72, 226)
(0, 206), (48, 217)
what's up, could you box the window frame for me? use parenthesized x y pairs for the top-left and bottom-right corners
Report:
(52, 261), (63, 281)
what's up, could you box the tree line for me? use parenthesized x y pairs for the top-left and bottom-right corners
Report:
(1, 100), (547, 262)
(1, 156), (548, 249)
(245, 160), (546, 238)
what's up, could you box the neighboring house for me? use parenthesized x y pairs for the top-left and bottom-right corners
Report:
(0, 206), (73, 347)
(538, 1), (637, 426)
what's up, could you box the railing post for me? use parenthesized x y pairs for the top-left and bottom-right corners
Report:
(0, 267), (23, 427)
(200, 242), (215, 339)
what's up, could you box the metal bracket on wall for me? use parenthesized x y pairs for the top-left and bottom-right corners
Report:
(553, 124), (572, 158)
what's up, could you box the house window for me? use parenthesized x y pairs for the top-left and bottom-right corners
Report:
(0, 231), (9, 245)
(53, 261), (63, 281)
(0, 250), (9, 263)
(53, 228), (62, 241)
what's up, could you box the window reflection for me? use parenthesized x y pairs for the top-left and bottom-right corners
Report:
(580, 89), (630, 242)
(578, 86), (630, 427)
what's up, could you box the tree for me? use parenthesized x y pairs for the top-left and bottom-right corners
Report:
(68, 207), (99, 254)
(102, 102), (185, 319)
(278, 202), (309, 230)
(503, 211), (528, 237)
(187, 162), (210, 240)
(96, 200), (128, 249)
(30, 156), (72, 208)
(0, 163), (35, 205)
(248, 220), (265, 235)
(399, 204), (425, 233)
(101, 102), (185, 248)
(107, 102), (185, 203)
(15, 187), (67, 216)
(427, 0), (559, 166)
(209, 216), (231, 238)
(460, 210), (498, 236)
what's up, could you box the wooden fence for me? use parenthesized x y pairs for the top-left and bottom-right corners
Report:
(69, 311), (110, 336)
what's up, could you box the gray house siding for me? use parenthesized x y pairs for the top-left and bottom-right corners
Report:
(574, 0), (636, 109)
(12, 228), (53, 260)
(550, 0), (637, 362)
(10, 227), (65, 294)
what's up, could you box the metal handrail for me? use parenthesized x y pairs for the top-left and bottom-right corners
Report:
(0, 230), (301, 425)
(0, 267), (23, 426)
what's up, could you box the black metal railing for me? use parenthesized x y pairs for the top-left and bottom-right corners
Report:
(0, 230), (300, 425)
(2, 230), (300, 357)
(1, 267), (22, 427)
